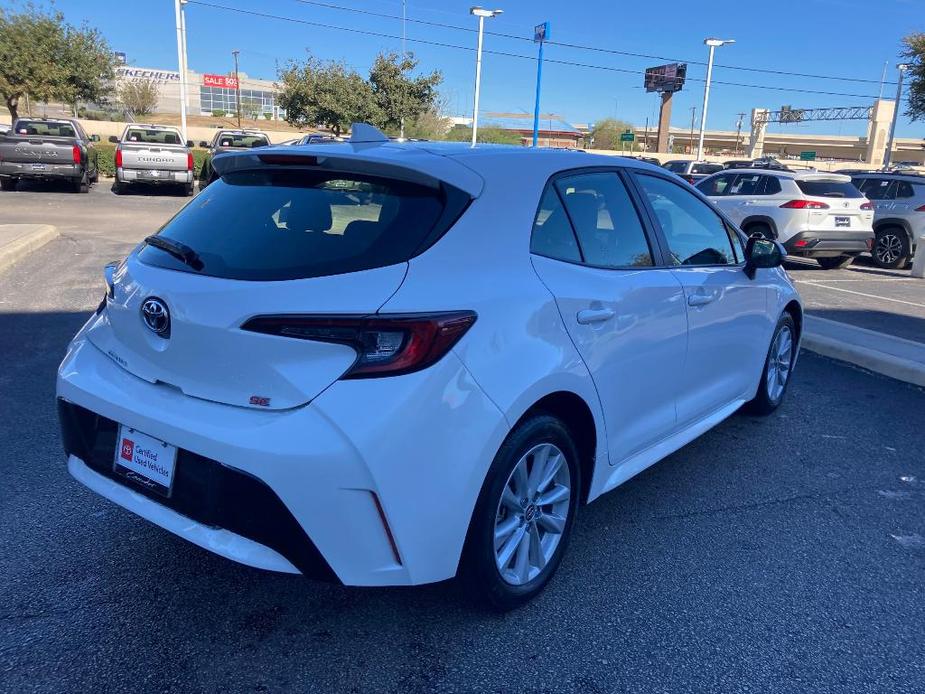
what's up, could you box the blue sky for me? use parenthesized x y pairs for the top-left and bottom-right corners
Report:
(15, 0), (925, 137)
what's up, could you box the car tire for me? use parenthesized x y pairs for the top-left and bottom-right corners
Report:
(184, 183), (194, 197)
(459, 414), (581, 612)
(111, 180), (124, 195)
(871, 227), (910, 269)
(744, 313), (797, 416)
(0, 177), (16, 191)
(816, 255), (854, 270)
(73, 173), (89, 194)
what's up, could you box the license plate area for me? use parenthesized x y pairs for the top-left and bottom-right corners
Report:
(113, 425), (178, 497)
(834, 216), (850, 228)
(31, 163), (46, 171)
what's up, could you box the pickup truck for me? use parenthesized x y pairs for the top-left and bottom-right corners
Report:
(0, 118), (100, 193)
(110, 124), (195, 196)
(198, 129), (270, 189)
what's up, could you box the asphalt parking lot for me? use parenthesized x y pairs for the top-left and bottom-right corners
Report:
(1, 183), (924, 692)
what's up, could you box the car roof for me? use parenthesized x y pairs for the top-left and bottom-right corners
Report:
(126, 123), (178, 131)
(850, 171), (925, 181)
(717, 168), (850, 182)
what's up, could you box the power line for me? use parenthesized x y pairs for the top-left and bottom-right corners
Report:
(287, 0), (897, 87)
(187, 1), (883, 99)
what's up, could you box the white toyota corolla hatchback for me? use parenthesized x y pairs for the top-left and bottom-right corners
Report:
(57, 129), (802, 609)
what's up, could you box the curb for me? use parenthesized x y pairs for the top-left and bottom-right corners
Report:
(0, 224), (59, 273)
(802, 317), (925, 388)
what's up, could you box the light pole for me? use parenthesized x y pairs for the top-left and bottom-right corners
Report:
(469, 7), (502, 147)
(883, 63), (909, 170)
(697, 37), (734, 160)
(232, 49), (241, 127)
(532, 21), (549, 147)
(400, 0), (406, 139)
(173, 0), (189, 142)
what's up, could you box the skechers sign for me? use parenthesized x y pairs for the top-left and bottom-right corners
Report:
(116, 67), (180, 83)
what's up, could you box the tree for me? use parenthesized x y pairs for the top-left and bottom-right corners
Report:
(444, 124), (522, 145)
(369, 51), (442, 133)
(901, 33), (925, 121)
(240, 95), (263, 120)
(118, 79), (159, 117)
(589, 118), (635, 150)
(0, 5), (116, 121)
(278, 56), (379, 136)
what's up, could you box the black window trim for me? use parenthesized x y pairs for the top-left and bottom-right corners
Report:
(627, 170), (747, 269)
(529, 165), (671, 270)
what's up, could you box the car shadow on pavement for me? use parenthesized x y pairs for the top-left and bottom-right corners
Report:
(10, 179), (89, 194)
(110, 181), (192, 198)
(805, 307), (925, 343)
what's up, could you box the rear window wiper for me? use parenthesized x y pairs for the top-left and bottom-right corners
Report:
(144, 235), (204, 271)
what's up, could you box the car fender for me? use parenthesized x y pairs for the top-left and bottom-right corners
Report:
(740, 214), (780, 238)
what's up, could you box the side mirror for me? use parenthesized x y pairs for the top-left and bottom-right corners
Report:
(744, 235), (785, 279)
(108, 135), (119, 143)
(199, 140), (208, 148)
(90, 134), (100, 142)
(186, 140), (194, 148)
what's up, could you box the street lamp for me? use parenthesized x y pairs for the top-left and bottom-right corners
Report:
(883, 63), (909, 169)
(469, 6), (503, 147)
(696, 37), (734, 160)
(173, 0), (190, 142)
(232, 49), (241, 128)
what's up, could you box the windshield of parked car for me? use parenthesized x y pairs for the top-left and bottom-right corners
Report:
(138, 170), (455, 281)
(13, 120), (75, 137)
(795, 180), (862, 198)
(691, 163), (723, 175)
(125, 128), (183, 145)
(216, 134), (270, 148)
(663, 161), (688, 173)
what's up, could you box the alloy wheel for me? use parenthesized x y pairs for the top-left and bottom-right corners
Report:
(766, 325), (793, 402)
(875, 233), (903, 266)
(493, 443), (571, 586)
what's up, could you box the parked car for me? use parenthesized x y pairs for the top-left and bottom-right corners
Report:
(198, 129), (270, 189)
(849, 172), (925, 268)
(57, 128), (801, 610)
(294, 133), (339, 145)
(0, 117), (99, 193)
(0, 122), (9, 135)
(723, 158), (790, 171)
(620, 155), (660, 166)
(662, 160), (724, 185)
(109, 124), (195, 196)
(697, 169), (874, 269)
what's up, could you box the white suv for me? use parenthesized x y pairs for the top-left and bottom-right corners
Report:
(848, 172), (925, 268)
(697, 169), (874, 269)
(57, 133), (801, 609)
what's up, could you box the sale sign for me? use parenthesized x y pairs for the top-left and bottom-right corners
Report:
(203, 74), (239, 89)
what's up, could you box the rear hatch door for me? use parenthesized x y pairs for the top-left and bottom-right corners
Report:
(796, 176), (873, 231)
(121, 143), (188, 171)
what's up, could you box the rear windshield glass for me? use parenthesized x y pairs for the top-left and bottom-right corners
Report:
(795, 180), (862, 198)
(13, 120), (75, 137)
(216, 134), (269, 148)
(138, 170), (454, 281)
(691, 163), (723, 175)
(663, 161), (688, 173)
(125, 128), (183, 145)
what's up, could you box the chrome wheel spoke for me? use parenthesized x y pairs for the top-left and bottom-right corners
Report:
(494, 514), (519, 545)
(513, 529), (531, 583)
(501, 486), (522, 513)
(527, 445), (550, 497)
(497, 525), (526, 569)
(528, 523), (545, 571)
(537, 452), (564, 494)
(511, 459), (529, 499)
(537, 484), (569, 506)
(537, 512), (565, 534)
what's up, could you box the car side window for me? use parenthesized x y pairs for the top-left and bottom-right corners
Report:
(635, 173), (738, 266)
(857, 178), (894, 200)
(697, 173), (736, 196)
(728, 173), (763, 196)
(762, 176), (782, 195)
(554, 172), (653, 268)
(895, 181), (915, 199)
(530, 186), (582, 263)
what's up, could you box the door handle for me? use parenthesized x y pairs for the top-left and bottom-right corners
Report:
(687, 292), (716, 307)
(576, 308), (615, 324)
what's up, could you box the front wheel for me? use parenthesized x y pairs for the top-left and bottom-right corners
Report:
(816, 255), (854, 270)
(744, 313), (796, 416)
(872, 228), (910, 269)
(460, 415), (581, 611)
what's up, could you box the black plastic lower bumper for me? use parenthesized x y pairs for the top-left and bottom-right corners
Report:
(57, 398), (338, 582)
(784, 230), (874, 258)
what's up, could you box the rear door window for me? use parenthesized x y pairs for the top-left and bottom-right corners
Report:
(697, 174), (736, 196)
(795, 180), (862, 198)
(530, 187), (581, 263)
(853, 178), (893, 199)
(728, 173), (763, 196)
(138, 170), (463, 281)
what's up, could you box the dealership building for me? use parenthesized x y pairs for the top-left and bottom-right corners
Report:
(116, 65), (284, 119)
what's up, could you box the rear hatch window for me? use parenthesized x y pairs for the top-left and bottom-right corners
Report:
(691, 164), (723, 175)
(218, 134), (269, 148)
(139, 170), (464, 280)
(13, 120), (75, 137)
(663, 161), (688, 173)
(795, 180), (862, 198)
(125, 128), (183, 145)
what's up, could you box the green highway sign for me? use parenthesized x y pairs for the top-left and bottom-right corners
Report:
(620, 131), (635, 142)
(799, 150), (817, 161)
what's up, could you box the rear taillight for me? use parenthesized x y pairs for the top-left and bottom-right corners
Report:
(71, 145), (81, 165)
(187, 152), (193, 171)
(916, 204), (925, 212)
(685, 175), (696, 185)
(241, 312), (477, 378)
(780, 199), (829, 210)
(114, 148), (122, 168)
(860, 201), (873, 211)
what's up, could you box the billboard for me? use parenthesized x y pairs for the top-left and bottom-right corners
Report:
(203, 74), (239, 89)
(644, 63), (687, 93)
(116, 66), (180, 83)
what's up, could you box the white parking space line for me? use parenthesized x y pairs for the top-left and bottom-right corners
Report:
(795, 278), (919, 283)
(793, 281), (925, 309)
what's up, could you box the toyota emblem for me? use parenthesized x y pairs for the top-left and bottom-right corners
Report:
(141, 297), (170, 337)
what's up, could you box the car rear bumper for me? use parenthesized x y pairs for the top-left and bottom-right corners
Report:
(56, 330), (507, 586)
(0, 161), (82, 179)
(118, 168), (192, 184)
(784, 230), (874, 258)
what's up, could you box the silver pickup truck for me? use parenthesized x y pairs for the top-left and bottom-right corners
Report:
(110, 124), (195, 196)
(0, 118), (100, 193)
(198, 129), (270, 189)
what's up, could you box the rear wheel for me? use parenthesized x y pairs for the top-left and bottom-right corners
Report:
(183, 182), (194, 197)
(72, 173), (89, 194)
(460, 415), (580, 611)
(816, 255), (854, 270)
(745, 222), (774, 240)
(744, 313), (796, 416)
(0, 177), (17, 191)
(872, 227), (910, 269)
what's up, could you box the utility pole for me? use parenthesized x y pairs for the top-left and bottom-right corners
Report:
(878, 60), (889, 100)
(232, 49), (241, 127)
(173, 0), (188, 142)
(400, 0), (406, 139)
(532, 21), (549, 147)
(884, 64), (909, 169)
(735, 112), (745, 155)
(689, 106), (696, 154)
(644, 116), (649, 152)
